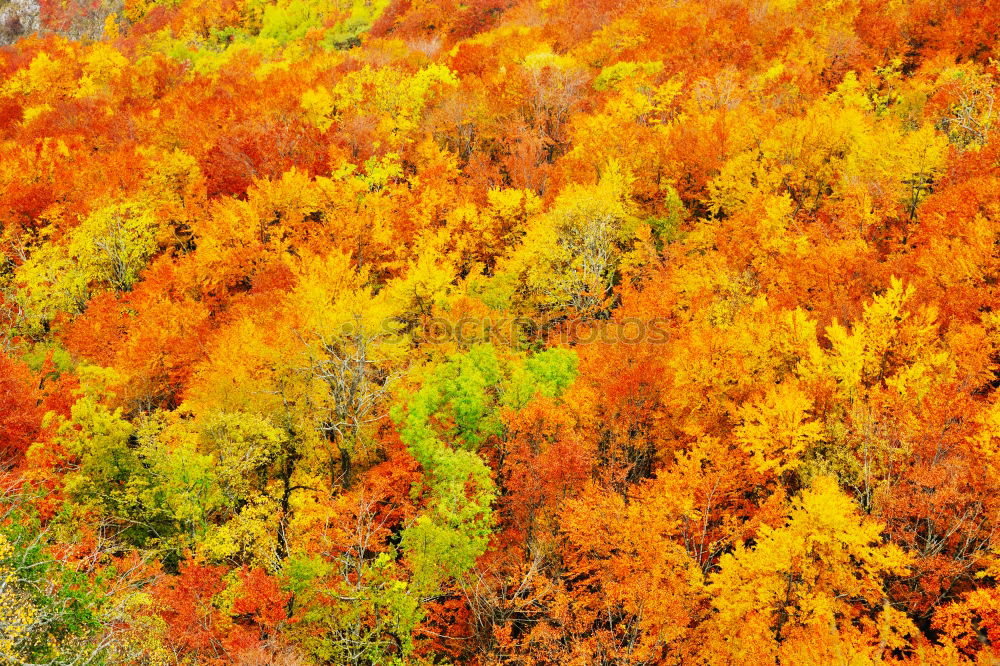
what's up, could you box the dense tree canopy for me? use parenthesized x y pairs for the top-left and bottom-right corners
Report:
(2, 0), (1000, 663)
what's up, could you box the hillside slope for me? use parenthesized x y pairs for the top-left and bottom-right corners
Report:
(2, 0), (1000, 663)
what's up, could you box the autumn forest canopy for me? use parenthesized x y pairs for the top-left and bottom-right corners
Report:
(2, 0), (1000, 662)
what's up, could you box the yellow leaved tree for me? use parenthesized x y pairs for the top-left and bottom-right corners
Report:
(704, 475), (912, 663)
(501, 160), (638, 315)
